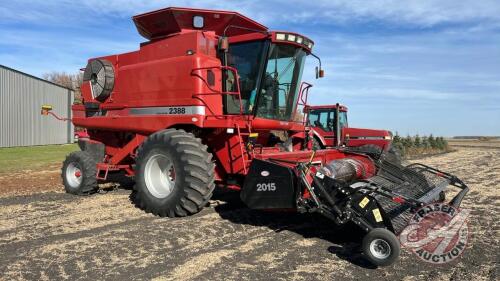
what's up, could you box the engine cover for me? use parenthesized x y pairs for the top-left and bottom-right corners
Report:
(241, 159), (297, 209)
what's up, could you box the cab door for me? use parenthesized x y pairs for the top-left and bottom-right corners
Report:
(308, 109), (335, 147)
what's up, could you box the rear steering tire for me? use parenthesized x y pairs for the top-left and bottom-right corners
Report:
(62, 151), (98, 195)
(312, 137), (324, 150)
(386, 145), (403, 165)
(356, 144), (383, 159)
(133, 129), (215, 217)
(362, 228), (400, 267)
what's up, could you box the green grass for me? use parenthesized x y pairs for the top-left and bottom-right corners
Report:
(0, 144), (78, 173)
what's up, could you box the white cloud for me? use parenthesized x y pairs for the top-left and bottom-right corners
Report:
(3, 0), (500, 28)
(304, 0), (500, 26)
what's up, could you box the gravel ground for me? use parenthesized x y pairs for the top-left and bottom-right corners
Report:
(0, 146), (498, 280)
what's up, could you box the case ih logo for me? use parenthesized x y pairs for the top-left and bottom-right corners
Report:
(399, 203), (470, 264)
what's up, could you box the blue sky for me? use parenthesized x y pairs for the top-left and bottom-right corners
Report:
(1, 0), (499, 136)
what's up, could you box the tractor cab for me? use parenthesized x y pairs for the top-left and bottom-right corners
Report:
(307, 104), (348, 134)
(305, 104), (393, 150)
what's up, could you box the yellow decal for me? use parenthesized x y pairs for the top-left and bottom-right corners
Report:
(249, 133), (259, 138)
(373, 208), (383, 222)
(359, 197), (370, 208)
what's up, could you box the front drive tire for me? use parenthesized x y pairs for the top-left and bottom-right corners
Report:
(133, 129), (215, 217)
(62, 151), (98, 195)
(362, 228), (400, 267)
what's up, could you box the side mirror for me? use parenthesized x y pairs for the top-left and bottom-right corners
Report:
(316, 67), (325, 79)
(219, 37), (229, 52)
(41, 105), (53, 115)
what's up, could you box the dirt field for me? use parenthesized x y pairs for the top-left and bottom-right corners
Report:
(0, 144), (498, 280)
(447, 139), (500, 149)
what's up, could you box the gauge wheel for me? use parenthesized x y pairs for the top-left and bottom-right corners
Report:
(362, 228), (400, 267)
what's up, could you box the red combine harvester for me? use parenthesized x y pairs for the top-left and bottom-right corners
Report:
(48, 7), (468, 266)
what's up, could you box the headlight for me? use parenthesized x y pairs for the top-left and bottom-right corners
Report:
(276, 33), (286, 40)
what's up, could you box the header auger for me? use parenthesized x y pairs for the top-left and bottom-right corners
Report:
(52, 7), (468, 266)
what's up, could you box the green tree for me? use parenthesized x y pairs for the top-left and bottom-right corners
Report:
(414, 134), (422, 148)
(403, 135), (414, 149)
(436, 137), (447, 150)
(422, 136), (430, 148)
(392, 132), (401, 145)
(428, 134), (437, 149)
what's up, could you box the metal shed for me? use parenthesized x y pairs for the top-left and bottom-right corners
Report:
(0, 65), (74, 148)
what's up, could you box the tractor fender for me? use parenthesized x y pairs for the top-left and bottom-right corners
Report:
(310, 128), (327, 148)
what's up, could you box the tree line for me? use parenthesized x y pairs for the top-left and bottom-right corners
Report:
(392, 133), (450, 157)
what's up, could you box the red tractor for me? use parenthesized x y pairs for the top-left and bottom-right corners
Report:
(305, 104), (391, 149)
(51, 7), (468, 266)
(300, 104), (402, 162)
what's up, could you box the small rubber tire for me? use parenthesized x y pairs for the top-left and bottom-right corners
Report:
(356, 144), (383, 159)
(133, 129), (215, 217)
(362, 228), (400, 267)
(62, 151), (98, 195)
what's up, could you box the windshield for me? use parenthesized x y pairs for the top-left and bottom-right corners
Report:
(255, 44), (307, 121)
(308, 109), (348, 131)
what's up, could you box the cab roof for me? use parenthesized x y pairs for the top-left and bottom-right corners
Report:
(307, 104), (348, 111)
(133, 7), (268, 40)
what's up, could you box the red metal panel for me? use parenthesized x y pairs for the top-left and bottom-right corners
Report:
(109, 134), (146, 165)
(133, 7), (268, 40)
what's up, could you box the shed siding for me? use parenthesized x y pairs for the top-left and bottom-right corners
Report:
(0, 66), (74, 147)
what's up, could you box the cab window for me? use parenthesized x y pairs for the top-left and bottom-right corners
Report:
(339, 111), (348, 129)
(308, 109), (334, 132)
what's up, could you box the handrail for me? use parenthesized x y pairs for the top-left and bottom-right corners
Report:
(191, 65), (244, 115)
(294, 81), (313, 125)
(299, 81), (312, 106)
(236, 124), (248, 174)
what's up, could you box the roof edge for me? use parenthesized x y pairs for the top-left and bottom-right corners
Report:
(0, 64), (75, 91)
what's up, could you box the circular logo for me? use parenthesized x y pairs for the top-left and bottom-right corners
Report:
(260, 171), (270, 177)
(399, 203), (470, 264)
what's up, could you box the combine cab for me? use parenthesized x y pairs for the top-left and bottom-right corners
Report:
(49, 7), (468, 266)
